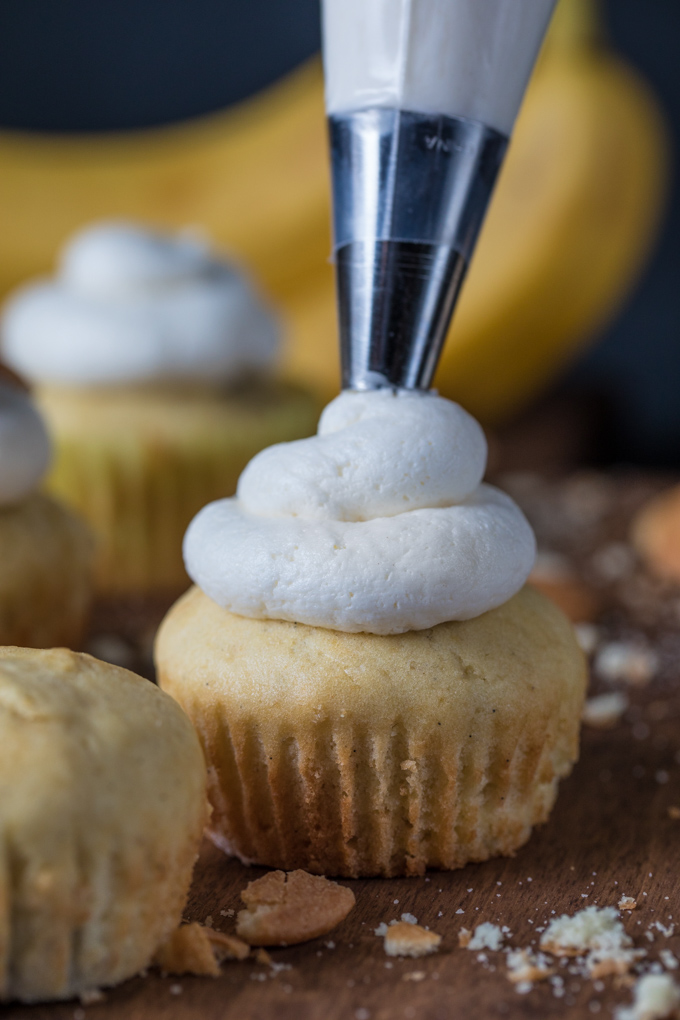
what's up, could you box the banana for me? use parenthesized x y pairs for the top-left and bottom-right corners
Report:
(0, 0), (668, 423)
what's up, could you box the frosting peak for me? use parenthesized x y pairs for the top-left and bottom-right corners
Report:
(184, 390), (536, 634)
(0, 382), (52, 506)
(1, 222), (280, 387)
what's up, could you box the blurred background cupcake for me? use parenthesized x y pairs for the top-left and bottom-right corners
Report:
(0, 375), (93, 646)
(1, 221), (319, 596)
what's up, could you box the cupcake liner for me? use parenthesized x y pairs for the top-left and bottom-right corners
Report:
(190, 706), (574, 878)
(156, 585), (585, 879)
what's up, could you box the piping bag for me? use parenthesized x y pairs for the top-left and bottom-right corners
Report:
(322, 0), (558, 391)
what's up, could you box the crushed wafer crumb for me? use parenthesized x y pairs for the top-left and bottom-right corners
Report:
(620, 897), (638, 912)
(595, 642), (658, 686)
(506, 949), (554, 987)
(650, 922), (675, 939)
(466, 923), (508, 952)
(375, 914), (417, 937)
(79, 989), (104, 1005)
(660, 950), (679, 971)
(615, 973), (680, 1020)
(575, 623), (601, 656)
(540, 906), (643, 976)
(583, 692), (629, 729)
(152, 923), (249, 976)
(383, 923), (441, 958)
(236, 870), (355, 947)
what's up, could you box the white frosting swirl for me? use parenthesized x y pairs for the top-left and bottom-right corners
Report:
(0, 382), (52, 506)
(184, 390), (536, 634)
(1, 222), (280, 386)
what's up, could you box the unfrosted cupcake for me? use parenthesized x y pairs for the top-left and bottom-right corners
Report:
(156, 389), (586, 878)
(0, 379), (92, 647)
(1, 222), (319, 595)
(0, 646), (206, 1002)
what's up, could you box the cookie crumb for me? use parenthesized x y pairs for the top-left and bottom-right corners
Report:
(236, 870), (355, 946)
(383, 922), (441, 958)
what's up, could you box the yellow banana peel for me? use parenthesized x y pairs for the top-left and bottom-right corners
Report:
(0, 0), (668, 423)
(435, 46), (669, 421)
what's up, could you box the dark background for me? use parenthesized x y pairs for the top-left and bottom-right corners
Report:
(0, 0), (677, 465)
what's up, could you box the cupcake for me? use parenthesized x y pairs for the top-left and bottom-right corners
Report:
(1, 222), (319, 595)
(0, 378), (92, 647)
(0, 646), (206, 1002)
(156, 389), (586, 878)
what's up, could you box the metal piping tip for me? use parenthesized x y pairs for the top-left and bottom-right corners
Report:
(329, 108), (508, 391)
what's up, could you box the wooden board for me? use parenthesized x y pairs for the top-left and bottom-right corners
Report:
(6, 474), (680, 1020)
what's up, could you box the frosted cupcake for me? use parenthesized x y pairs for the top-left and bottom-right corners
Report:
(1, 222), (319, 595)
(156, 389), (586, 878)
(0, 379), (92, 647)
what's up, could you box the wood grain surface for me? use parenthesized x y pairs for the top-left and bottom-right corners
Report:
(6, 474), (680, 1020)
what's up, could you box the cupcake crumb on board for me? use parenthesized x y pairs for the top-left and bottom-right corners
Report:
(236, 870), (355, 946)
(582, 692), (629, 729)
(152, 923), (250, 976)
(619, 897), (638, 912)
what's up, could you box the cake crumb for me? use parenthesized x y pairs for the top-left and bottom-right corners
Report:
(667, 807), (680, 821)
(236, 870), (355, 946)
(458, 928), (472, 948)
(615, 973), (680, 1020)
(402, 971), (427, 982)
(583, 693), (629, 729)
(506, 949), (553, 987)
(620, 897), (638, 912)
(254, 948), (273, 966)
(152, 922), (250, 976)
(383, 922), (441, 958)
